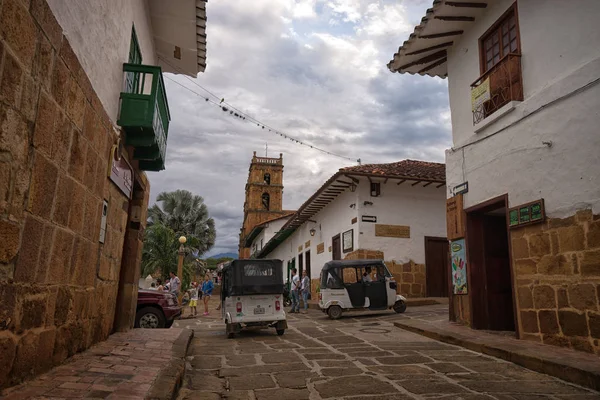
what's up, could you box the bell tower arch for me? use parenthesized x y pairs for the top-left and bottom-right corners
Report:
(239, 152), (287, 258)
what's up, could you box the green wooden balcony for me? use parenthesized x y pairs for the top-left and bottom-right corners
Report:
(117, 63), (171, 171)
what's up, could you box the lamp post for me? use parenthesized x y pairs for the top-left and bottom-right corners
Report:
(177, 236), (186, 304)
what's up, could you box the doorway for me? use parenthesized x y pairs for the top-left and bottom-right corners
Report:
(305, 250), (311, 279)
(425, 237), (449, 297)
(466, 195), (515, 331)
(298, 252), (304, 277)
(332, 234), (341, 260)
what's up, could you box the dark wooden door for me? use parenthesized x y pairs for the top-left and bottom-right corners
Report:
(425, 237), (449, 297)
(305, 251), (311, 278)
(332, 235), (341, 260)
(298, 253), (304, 277)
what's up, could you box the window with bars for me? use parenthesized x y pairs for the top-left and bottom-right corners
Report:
(125, 26), (143, 93)
(480, 5), (519, 73)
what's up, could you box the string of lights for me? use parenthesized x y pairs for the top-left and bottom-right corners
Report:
(159, 57), (361, 164)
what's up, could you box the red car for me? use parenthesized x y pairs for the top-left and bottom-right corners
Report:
(135, 289), (182, 328)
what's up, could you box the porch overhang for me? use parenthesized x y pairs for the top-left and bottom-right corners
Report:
(387, 0), (492, 78)
(148, 0), (208, 77)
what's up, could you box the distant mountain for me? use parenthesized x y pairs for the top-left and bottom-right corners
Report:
(207, 252), (237, 260)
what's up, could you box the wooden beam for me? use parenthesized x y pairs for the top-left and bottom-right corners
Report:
(436, 183), (445, 188)
(343, 175), (359, 183)
(335, 180), (353, 185)
(419, 57), (447, 74)
(397, 179), (406, 185)
(446, 2), (487, 8)
(398, 50), (446, 70)
(435, 15), (475, 21)
(331, 184), (350, 188)
(384, 178), (389, 184)
(411, 181), (421, 186)
(419, 30), (464, 39)
(406, 41), (453, 56)
(423, 182), (433, 187)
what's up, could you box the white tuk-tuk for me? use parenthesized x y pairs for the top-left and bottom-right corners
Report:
(318, 259), (407, 319)
(220, 259), (288, 338)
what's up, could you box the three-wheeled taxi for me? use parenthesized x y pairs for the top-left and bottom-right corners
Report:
(318, 259), (407, 319)
(220, 259), (288, 338)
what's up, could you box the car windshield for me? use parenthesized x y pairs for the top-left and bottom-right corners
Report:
(243, 264), (274, 276)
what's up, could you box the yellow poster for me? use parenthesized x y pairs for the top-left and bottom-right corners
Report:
(471, 78), (490, 110)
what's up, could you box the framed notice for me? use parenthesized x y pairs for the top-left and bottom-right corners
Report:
(317, 243), (325, 254)
(508, 199), (545, 229)
(342, 229), (353, 253)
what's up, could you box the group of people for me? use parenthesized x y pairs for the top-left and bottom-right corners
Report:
(187, 274), (214, 317)
(150, 271), (181, 294)
(289, 268), (311, 313)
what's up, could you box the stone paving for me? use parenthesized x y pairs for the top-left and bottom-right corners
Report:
(0, 328), (192, 400)
(174, 308), (600, 400)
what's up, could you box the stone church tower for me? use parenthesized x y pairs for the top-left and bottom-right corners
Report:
(239, 152), (287, 258)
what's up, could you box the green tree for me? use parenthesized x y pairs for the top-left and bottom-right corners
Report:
(141, 223), (178, 279)
(148, 190), (216, 257)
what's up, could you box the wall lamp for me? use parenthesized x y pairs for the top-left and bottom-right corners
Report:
(349, 203), (356, 208)
(350, 182), (357, 192)
(310, 228), (316, 236)
(363, 201), (373, 206)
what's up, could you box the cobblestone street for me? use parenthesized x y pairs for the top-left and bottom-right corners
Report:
(174, 306), (600, 400)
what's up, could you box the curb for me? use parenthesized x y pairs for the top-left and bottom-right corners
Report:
(147, 329), (195, 400)
(393, 321), (600, 392)
(308, 298), (444, 310)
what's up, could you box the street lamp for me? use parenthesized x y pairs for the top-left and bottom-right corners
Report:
(309, 228), (316, 236)
(177, 236), (186, 304)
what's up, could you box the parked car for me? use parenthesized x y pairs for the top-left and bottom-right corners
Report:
(135, 289), (182, 328)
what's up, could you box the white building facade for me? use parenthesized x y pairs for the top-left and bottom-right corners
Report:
(256, 161), (448, 299)
(388, 0), (600, 354)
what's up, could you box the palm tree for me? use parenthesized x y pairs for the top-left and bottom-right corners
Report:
(141, 223), (179, 278)
(148, 190), (216, 257)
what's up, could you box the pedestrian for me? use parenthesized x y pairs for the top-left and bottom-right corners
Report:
(189, 282), (199, 317)
(201, 274), (214, 316)
(169, 271), (181, 297)
(290, 268), (300, 313)
(156, 278), (164, 292)
(300, 270), (310, 313)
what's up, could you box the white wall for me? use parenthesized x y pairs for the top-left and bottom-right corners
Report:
(445, 0), (600, 216)
(250, 217), (289, 254)
(356, 177), (447, 264)
(266, 188), (359, 280)
(47, 0), (157, 124)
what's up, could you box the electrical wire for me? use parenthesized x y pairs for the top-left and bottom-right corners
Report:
(159, 56), (361, 163)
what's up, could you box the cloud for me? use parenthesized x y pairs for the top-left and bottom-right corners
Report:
(147, 0), (451, 257)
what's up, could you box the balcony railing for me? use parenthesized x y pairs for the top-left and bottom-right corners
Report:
(471, 53), (523, 125)
(117, 63), (171, 171)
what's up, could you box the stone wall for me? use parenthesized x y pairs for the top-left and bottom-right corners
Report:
(512, 209), (600, 355)
(0, 0), (146, 387)
(343, 249), (427, 298)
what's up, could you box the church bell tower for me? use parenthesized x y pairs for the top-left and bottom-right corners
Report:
(239, 151), (286, 259)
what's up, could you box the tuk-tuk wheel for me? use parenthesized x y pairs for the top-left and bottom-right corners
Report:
(227, 332), (235, 339)
(276, 329), (285, 336)
(327, 305), (342, 320)
(393, 300), (407, 313)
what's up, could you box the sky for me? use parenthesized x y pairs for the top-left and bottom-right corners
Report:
(147, 0), (451, 257)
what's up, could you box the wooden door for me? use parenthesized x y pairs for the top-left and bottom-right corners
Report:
(305, 250), (311, 278)
(332, 235), (341, 260)
(425, 237), (449, 297)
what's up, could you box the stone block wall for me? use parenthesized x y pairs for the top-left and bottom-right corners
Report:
(512, 209), (600, 354)
(0, 0), (144, 387)
(343, 249), (427, 298)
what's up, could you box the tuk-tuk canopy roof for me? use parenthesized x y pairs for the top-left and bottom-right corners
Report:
(321, 259), (385, 273)
(221, 259), (284, 297)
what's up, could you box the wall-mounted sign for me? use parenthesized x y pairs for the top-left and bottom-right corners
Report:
(351, 217), (357, 224)
(342, 229), (353, 253)
(375, 224), (410, 238)
(317, 243), (324, 254)
(471, 77), (490, 111)
(298, 245), (303, 253)
(362, 215), (377, 223)
(509, 199), (545, 229)
(305, 240), (311, 248)
(328, 246), (332, 253)
(108, 141), (133, 199)
(446, 194), (465, 240)
(451, 239), (468, 294)
(453, 182), (468, 196)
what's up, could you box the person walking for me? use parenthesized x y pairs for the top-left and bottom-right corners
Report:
(189, 282), (199, 317)
(300, 270), (310, 313)
(169, 272), (181, 297)
(290, 268), (300, 313)
(201, 274), (214, 316)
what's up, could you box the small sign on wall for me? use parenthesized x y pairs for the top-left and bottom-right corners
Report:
(446, 194), (465, 240)
(317, 243), (325, 254)
(375, 224), (410, 238)
(298, 245), (303, 253)
(509, 199), (545, 228)
(451, 239), (468, 294)
(305, 240), (311, 248)
(342, 229), (353, 253)
(362, 215), (377, 223)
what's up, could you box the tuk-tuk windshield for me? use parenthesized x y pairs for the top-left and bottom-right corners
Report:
(244, 264), (274, 276)
(221, 259), (284, 298)
(320, 261), (391, 289)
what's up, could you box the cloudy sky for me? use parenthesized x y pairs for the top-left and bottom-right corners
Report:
(148, 0), (451, 257)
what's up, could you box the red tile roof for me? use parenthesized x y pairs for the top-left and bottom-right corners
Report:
(340, 159), (445, 182)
